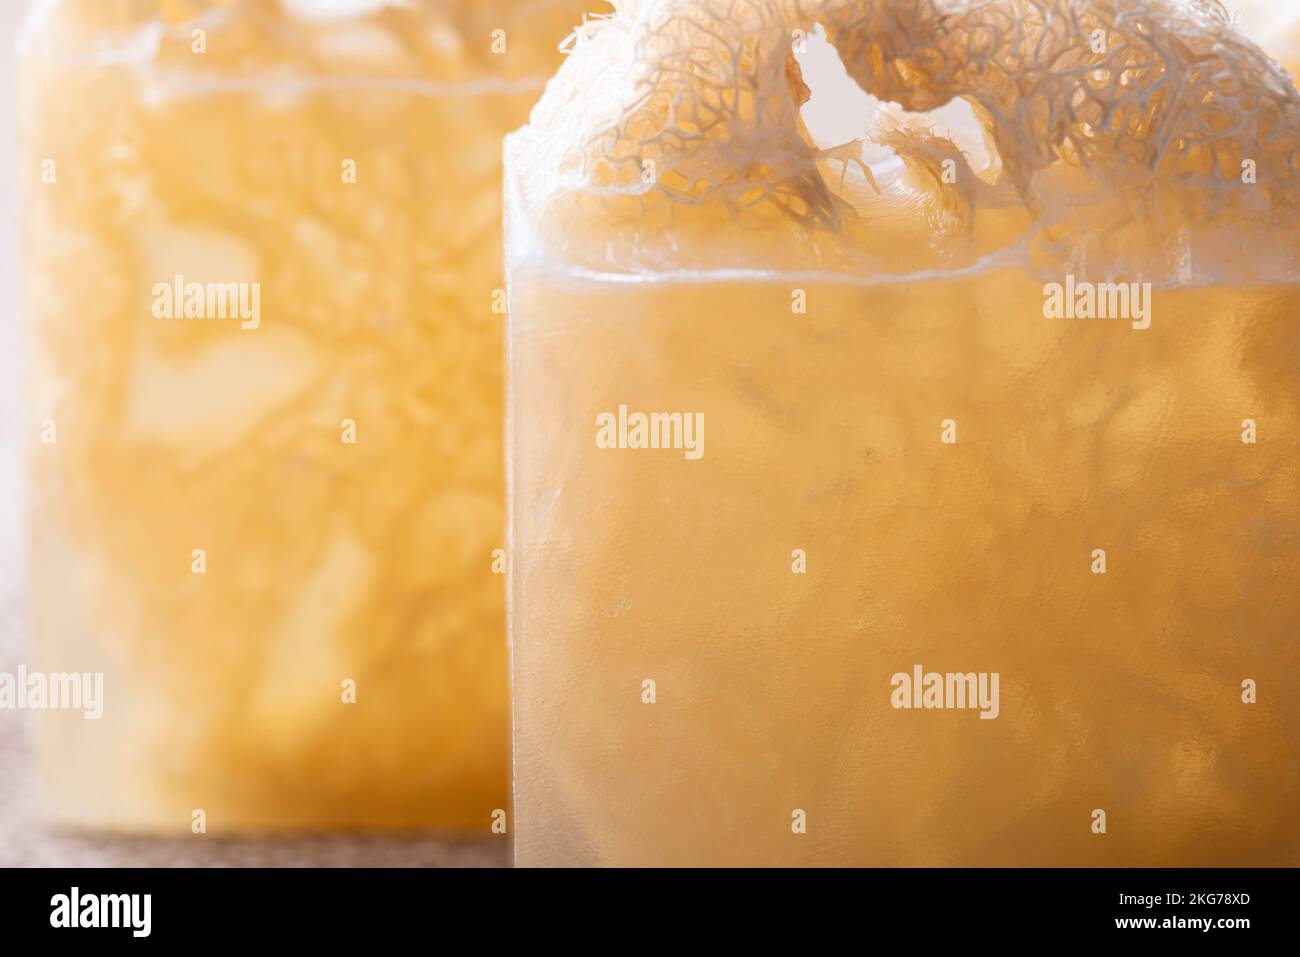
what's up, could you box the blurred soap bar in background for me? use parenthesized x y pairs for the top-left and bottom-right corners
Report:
(19, 0), (580, 832)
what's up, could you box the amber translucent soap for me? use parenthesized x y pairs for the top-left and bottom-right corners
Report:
(20, 0), (577, 832)
(506, 0), (1300, 865)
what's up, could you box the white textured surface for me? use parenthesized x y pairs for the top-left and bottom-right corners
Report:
(0, 0), (36, 867)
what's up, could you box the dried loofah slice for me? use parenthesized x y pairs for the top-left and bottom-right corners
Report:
(515, 0), (1300, 281)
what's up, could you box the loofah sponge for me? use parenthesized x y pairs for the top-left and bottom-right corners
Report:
(514, 1), (1300, 280)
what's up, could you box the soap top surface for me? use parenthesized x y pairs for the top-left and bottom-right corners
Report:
(508, 0), (1300, 285)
